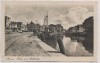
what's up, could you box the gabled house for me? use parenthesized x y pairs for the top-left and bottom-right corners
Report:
(10, 21), (22, 31)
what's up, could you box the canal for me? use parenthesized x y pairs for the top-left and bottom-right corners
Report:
(37, 29), (93, 56)
(61, 36), (93, 56)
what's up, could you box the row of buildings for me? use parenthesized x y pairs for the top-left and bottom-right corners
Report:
(65, 24), (85, 36)
(5, 16), (64, 33)
(65, 16), (93, 36)
(5, 16), (23, 32)
(5, 16), (41, 33)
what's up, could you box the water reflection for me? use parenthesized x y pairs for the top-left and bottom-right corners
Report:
(38, 32), (93, 56)
(62, 35), (93, 56)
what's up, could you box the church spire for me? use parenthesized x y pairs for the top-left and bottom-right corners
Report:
(44, 10), (48, 27)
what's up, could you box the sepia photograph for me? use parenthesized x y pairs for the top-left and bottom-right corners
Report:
(1, 0), (97, 61)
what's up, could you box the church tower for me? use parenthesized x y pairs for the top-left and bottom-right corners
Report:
(44, 11), (48, 27)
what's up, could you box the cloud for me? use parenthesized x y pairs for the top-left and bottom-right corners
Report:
(66, 6), (92, 24)
(56, 6), (94, 29)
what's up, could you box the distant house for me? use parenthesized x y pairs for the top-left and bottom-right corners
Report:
(21, 24), (27, 31)
(48, 24), (63, 33)
(5, 16), (11, 29)
(27, 21), (41, 32)
(77, 25), (85, 33)
(11, 22), (22, 31)
(26, 21), (35, 32)
(70, 27), (78, 33)
(35, 24), (41, 32)
(47, 24), (64, 37)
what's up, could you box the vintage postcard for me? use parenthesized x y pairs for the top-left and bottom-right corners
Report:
(1, 0), (98, 62)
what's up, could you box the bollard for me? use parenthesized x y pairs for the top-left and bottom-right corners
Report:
(57, 36), (66, 55)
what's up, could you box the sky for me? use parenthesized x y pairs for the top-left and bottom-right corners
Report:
(5, 1), (94, 29)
